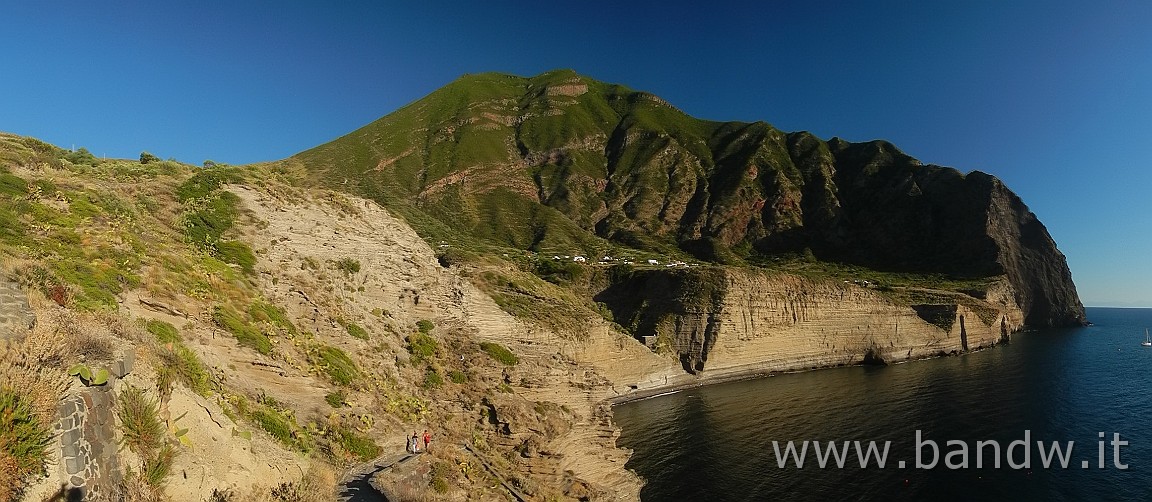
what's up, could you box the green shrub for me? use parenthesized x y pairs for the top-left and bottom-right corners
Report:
(406, 333), (438, 362)
(213, 307), (272, 355)
(479, 342), (518, 366)
(533, 258), (583, 284)
(146, 319), (181, 344)
(0, 387), (54, 496)
(51, 258), (139, 312)
(181, 191), (240, 248)
(251, 406), (294, 446)
(176, 165), (244, 202)
(0, 206), (24, 243)
(157, 344), (213, 396)
(431, 461), (456, 494)
(342, 320), (369, 340)
(139, 151), (161, 164)
(431, 476), (450, 493)
(117, 385), (164, 454)
(448, 370), (467, 384)
(63, 147), (98, 166)
(325, 391), (346, 408)
(422, 368), (443, 389)
(256, 393), (283, 409)
(313, 345), (360, 385)
(329, 425), (380, 461)
(216, 241), (256, 275)
(248, 301), (297, 335)
(0, 172), (28, 197)
(335, 257), (361, 275)
(142, 443), (175, 487)
(416, 319), (434, 333)
(594, 302), (614, 323)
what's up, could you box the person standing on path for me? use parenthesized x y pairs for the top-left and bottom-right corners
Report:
(411, 431), (421, 453)
(422, 429), (431, 452)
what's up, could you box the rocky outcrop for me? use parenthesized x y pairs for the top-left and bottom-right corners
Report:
(822, 140), (1086, 327)
(597, 267), (1025, 376)
(982, 176), (1085, 327)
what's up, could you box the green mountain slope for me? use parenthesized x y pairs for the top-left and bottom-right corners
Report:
(287, 70), (1084, 327)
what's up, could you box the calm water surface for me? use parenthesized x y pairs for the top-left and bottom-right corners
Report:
(615, 307), (1152, 501)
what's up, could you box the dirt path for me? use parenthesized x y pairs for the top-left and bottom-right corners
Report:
(338, 452), (415, 502)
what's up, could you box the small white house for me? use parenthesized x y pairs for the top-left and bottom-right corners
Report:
(647, 259), (659, 265)
(573, 256), (587, 263)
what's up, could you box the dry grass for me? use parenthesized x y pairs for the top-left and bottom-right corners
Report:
(0, 348), (64, 501)
(114, 471), (165, 502)
(0, 320), (69, 428)
(0, 443), (24, 502)
(23, 290), (141, 366)
(233, 461), (337, 502)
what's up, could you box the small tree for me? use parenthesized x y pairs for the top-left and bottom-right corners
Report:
(139, 151), (161, 164)
(64, 147), (98, 166)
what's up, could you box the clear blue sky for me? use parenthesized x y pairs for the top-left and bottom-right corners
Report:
(3, 1), (1150, 308)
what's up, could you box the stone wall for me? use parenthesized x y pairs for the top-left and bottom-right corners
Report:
(57, 385), (123, 499)
(0, 280), (35, 346)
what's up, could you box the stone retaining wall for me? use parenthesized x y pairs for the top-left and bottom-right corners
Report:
(57, 382), (123, 499)
(0, 280), (35, 345)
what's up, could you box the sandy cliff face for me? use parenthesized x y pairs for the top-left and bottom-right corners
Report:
(710, 273), (1022, 375)
(597, 267), (1025, 379)
(228, 186), (672, 500)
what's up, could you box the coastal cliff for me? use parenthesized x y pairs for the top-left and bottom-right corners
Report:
(596, 267), (1023, 378)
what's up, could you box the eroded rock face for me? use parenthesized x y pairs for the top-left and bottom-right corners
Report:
(822, 141), (1085, 327)
(597, 267), (1028, 375)
(981, 176), (1086, 327)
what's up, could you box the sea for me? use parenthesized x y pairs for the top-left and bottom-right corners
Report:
(614, 307), (1152, 501)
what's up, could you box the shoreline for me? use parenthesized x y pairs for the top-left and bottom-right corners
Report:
(604, 330), (1037, 407)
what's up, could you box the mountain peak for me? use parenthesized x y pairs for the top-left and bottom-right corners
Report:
(288, 72), (1084, 328)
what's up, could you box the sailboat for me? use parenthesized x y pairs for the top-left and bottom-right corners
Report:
(1142, 329), (1151, 347)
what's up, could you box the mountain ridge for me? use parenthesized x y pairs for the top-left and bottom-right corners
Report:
(285, 69), (1085, 328)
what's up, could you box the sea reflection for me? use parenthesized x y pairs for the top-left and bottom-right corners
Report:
(615, 308), (1152, 501)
